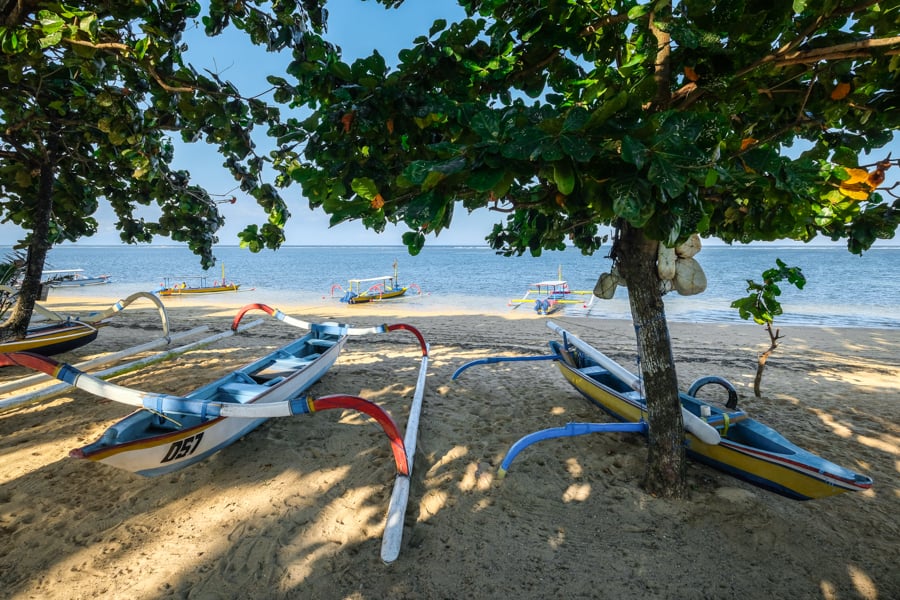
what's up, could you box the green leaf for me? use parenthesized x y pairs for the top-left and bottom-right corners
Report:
(39, 30), (62, 48)
(351, 177), (379, 200)
(611, 178), (654, 226)
(621, 136), (648, 170)
(402, 230), (426, 255)
(648, 155), (688, 198)
(328, 61), (352, 81)
(468, 169), (505, 192)
(562, 107), (590, 132)
(553, 161), (576, 195)
(38, 11), (65, 33)
(627, 4), (652, 19)
(502, 128), (545, 161)
(429, 19), (447, 37)
(559, 135), (595, 162)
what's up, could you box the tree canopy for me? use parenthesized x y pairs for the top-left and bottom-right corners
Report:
(275, 0), (899, 256)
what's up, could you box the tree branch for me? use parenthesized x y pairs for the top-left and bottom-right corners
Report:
(647, 4), (672, 110)
(738, 35), (900, 76)
(63, 38), (196, 93)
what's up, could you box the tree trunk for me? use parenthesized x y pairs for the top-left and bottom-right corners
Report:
(0, 156), (55, 341)
(613, 224), (687, 498)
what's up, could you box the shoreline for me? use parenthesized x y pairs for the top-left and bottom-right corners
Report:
(1, 295), (898, 599)
(34, 286), (900, 330)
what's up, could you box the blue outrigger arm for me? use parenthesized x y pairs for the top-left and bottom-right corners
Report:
(451, 354), (558, 380)
(498, 421), (649, 478)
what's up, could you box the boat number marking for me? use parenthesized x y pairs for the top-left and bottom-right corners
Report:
(161, 432), (205, 463)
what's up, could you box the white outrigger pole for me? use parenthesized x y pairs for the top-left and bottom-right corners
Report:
(381, 341), (429, 564)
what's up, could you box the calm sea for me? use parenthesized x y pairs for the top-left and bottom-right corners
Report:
(6, 244), (899, 329)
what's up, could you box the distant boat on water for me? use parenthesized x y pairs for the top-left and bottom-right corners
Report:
(331, 261), (421, 304)
(158, 264), (242, 296)
(42, 268), (111, 287)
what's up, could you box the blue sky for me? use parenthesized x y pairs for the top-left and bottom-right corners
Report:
(2, 1), (897, 247)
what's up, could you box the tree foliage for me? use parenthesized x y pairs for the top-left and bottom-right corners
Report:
(267, 0), (900, 497)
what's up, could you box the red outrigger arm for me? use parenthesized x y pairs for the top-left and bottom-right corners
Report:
(0, 351), (65, 376)
(311, 395), (410, 476)
(0, 352), (410, 476)
(230, 303), (428, 355)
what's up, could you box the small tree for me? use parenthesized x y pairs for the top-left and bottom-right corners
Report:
(732, 259), (806, 397)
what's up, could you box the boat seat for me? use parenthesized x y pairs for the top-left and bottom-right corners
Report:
(580, 366), (610, 379)
(308, 339), (336, 348)
(219, 382), (269, 402)
(254, 357), (316, 381)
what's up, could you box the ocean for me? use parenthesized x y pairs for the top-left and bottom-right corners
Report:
(6, 243), (900, 329)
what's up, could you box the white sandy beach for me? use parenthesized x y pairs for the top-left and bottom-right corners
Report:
(0, 294), (897, 599)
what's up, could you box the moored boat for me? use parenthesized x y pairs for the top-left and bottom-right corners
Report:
(508, 268), (594, 315)
(454, 321), (873, 500)
(42, 268), (111, 287)
(0, 291), (169, 358)
(331, 261), (421, 304)
(158, 264), (241, 296)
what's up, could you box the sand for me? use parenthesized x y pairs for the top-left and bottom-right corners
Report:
(0, 294), (897, 600)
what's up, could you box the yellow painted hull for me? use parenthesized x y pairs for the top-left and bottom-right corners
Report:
(159, 284), (240, 296)
(556, 360), (872, 500)
(0, 323), (99, 356)
(347, 287), (408, 304)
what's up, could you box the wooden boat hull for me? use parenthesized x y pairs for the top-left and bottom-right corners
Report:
(0, 322), (99, 356)
(346, 287), (408, 304)
(47, 276), (110, 287)
(70, 331), (345, 476)
(159, 283), (240, 296)
(554, 350), (873, 500)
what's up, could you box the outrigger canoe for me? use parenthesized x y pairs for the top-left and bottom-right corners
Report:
(0, 291), (170, 357)
(509, 268), (594, 315)
(0, 304), (425, 479)
(158, 264), (241, 296)
(331, 261), (421, 304)
(454, 321), (873, 501)
(0, 324), (410, 477)
(0, 321), (100, 356)
(42, 268), (111, 287)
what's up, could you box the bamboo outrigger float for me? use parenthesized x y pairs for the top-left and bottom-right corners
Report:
(454, 321), (873, 500)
